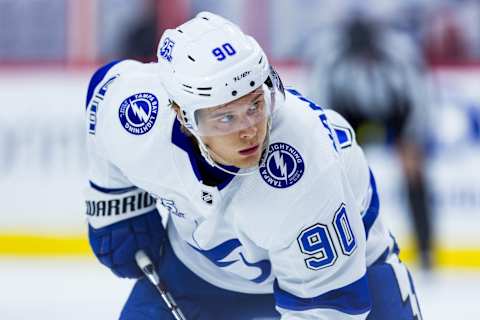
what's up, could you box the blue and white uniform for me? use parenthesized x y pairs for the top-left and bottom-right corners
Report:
(85, 60), (422, 319)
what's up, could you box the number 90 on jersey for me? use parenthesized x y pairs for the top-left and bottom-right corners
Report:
(297, 203), (357, 270)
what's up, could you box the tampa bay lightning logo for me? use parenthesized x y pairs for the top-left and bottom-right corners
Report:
(119, 92), (158, 135)
(159, 37), (175, 62)
(260, 142), (305, 188)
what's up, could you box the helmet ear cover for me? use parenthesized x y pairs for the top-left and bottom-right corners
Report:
(266, 65), (286, 101)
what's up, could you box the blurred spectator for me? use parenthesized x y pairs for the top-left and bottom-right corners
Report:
(422, 0), (480, 64)
(120, 0), (158, 61)
(308, 16), (435, 269)
(424, 5), (468, 64)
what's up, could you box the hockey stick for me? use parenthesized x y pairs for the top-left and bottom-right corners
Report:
(135, 250), (187, 320)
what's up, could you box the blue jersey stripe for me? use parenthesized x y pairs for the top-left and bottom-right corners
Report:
(189, 238), (241, 266)
(189, 239), (272, 283)
(86, 60), (121, 108)
(362, 170), (380, 238)
(335, 128), (349, 144)
(273, 273), (371, 314)
(238, 252), (271, 283)
(89, 181), (138, 194)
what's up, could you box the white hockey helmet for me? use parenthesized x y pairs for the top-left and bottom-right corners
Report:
(156, 11), (284, 137)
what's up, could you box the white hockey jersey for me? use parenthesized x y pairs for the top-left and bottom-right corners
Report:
(85, 60), (393, 319)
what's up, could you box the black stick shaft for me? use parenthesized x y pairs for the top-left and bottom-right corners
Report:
(135, 250), (187, 320)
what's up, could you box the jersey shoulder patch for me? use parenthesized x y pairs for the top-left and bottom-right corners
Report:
(87, 62), (175, 188)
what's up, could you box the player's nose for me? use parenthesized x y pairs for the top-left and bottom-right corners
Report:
(239, 123), (258, 139)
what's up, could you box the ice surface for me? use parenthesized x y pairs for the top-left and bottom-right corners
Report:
(0, 258), (478, 319)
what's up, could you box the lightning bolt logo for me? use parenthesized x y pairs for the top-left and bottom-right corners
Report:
(119, 92), (158, 135)
(260, 142), (305, 189)
(129, 99), (150, 123)
(273, 151), (289, 181)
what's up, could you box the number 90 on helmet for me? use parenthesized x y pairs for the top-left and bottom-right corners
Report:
(156, 11), (284, 137)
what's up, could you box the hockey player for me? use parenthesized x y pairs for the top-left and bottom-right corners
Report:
(85, 12), (422, 319)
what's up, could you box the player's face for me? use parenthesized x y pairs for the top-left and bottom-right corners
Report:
(197, 90), (269, 168)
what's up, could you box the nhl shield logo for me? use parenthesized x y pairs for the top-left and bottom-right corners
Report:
(201, 191), (213, 205)
(119, 92), (158, 135)
(260, 142), (305, 188)
(159, 37), (175, 62)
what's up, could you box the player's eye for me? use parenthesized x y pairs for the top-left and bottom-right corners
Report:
(247, 101), (262, 115)
(217, 114), (235, 124)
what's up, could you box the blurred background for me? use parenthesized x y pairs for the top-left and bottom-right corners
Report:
(1, 0), (480, 319)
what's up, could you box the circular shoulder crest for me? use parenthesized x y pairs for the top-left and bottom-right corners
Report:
(118, 92), (159, 135)
(259, 142), (305, 188)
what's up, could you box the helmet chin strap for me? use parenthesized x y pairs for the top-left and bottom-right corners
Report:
(189, 118), (272, 177)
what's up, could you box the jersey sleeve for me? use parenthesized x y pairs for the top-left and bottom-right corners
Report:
(326, 109), (370, 208)
(84, 61), (159, 228)
(84, 154), (157, 229)
(89, 60), (173, 192)
(269, 161), (370, 319)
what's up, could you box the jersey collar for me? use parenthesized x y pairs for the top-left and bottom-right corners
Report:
(171, 118), (238, 190)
